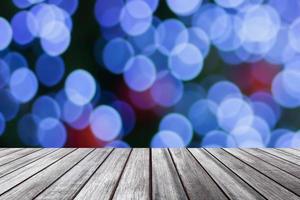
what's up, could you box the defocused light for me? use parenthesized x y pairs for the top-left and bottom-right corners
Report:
(11, 11), (36, 45)
(217, 97), (254, 131)
(48, 0), (79, 15)
(68, 103), (92, 130)
(169, 43), (204, 81)
(124, 55), (156, 92)
(120, 0), (153, 36)
(18, 114), (40, 146)
(207, 81), (242, 104)
(0, 59), (10, 89)
(90, 105), (122, 141)
(151, 130), (185, 147)
(38, 117), (67, 147)
(106, 140), (130, 148)
(35, 54), (65, 87)
(4, 52), (28, 72)
(62, 99), (84, 124)
(215, 0), (244, 8)
(94, 0), (124, 27)
(269, 129), (292, 147)
(112, 101), (136, 135)
(9, 68), (38, 103)
(32, 96), (61, 119)
(130, 25), (157, 55)
(156, 19), (188, 55)
(188, 99), (218, 136)
(102, 38), (134, 74)
(166, 0), (202, 16)
(251, 101), (277, 128)
(201, 130), (237, 147)
(0, 113), (5, 136)
(150, 71), (183, 107)
(289, 17), (300, 53)
(230, 126), (264, 147)
(0, 17), (13, 51)
(0, 90), (20, 121)
(65, 69), (96, 106)
(159, 113), (193, 145)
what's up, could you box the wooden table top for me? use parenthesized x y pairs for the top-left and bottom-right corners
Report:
(0, 148), (299, 199)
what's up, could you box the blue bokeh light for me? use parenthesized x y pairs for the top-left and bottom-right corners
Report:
(166, 0), (202, 16)
(0, 90), (20, 121)
(150, 71), (183, 107)
(120, 0), (153, 36)
(0, 17), (12, 51)
(38, 117), (67, 147)
(0, 113), (5, 136)
(159, 113), (193, 145)
(4, 52), (28, 72)
(35, 54), (65, 87)
(0, 59), (10, 89)
(201, 130), (237, 147)
(65, 69), (97, 106)
(9, 68), (38, 103)
(169, 43), (204, 81)
(18, 114), (40, 146)
(102, 38), (135, 74)
(207, 81), (242, 104)
(151, 130), (185, 147)
(90, 105), (122, 141)
(32, 96), (61, 119)
(124, 55), (156, 92)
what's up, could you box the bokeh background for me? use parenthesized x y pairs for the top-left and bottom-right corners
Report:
(0, 0), (300, 148)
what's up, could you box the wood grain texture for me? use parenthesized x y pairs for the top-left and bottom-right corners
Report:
(0, 148), (75, 195)
(0, 149), (93, 200)
(225, 148), (300, 196)
(207, 148), (300, 200)
(152, 149), (188, 200)
(0, 148), (57, 178)
(35, 148), (112, 200)
(73, 148), (131, 200)
(113, 148), (150, 200)
(0, 148), (299, 199)
(189, 148), (265, 200)
(169, 148), (227, 200)
(244, 148), (300, 179)
(0, 148), (40, 166)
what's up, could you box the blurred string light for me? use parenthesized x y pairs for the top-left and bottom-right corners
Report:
(1, 0), (300, 148)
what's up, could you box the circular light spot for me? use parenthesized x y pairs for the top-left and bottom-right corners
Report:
(35, 54), (65, 87)
(102, 38), (134, 74)
(0, 90), (20, 121)
(166, 0), (202, 16)
(90, 105), (122, 142)
(65, 69), (96, 106)
(38, 118), (67, 147)
(151, 130), (185, 147)
(9, 68), (38, 103)
(0, 113), (5, 136)
(0, 17), (12, 51)
(0, 59), (10, 89)
(169, 43), (204, 81)
(32, 96), (61, 119)
(124, 55), (156, 92)
(159, 113), (193, 145)
(18, 114), (40, 146)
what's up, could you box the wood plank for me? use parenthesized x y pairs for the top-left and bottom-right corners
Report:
(279, 148), (300, 157)
(152, 149), (188, 200)
(225, 148), (300, 196)
(189, 148), (264, 200)
(0, 149), (93, 200)
(112, 148), (150, 200)
(0, 148), (41, 166)
(169, 148), (227, 200)
(35, 149), (112, 200)
(0, 148), (23, 158)
(259, 149), (300, 165)
(74, 148), (131, 200)
(243, 149), (300, 179)
(0, 149), (57, 178)
(207, 148), (300, 200)
(0, 148), (75, 195)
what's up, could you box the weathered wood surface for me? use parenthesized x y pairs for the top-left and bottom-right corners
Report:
(0, 148), (299, 200)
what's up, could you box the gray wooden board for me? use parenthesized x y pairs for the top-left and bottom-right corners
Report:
(73, 148), (131, 200)
(189, 148), (265, 200)
(35, 148), (112, 200)
(169, 148), (227, 200)
(207, 148), (300, 199)
(152, 148), (188, 200)
(112, 148), (150, 200)
(0, 148), (299, 199)
(225, 148), (300, 196)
